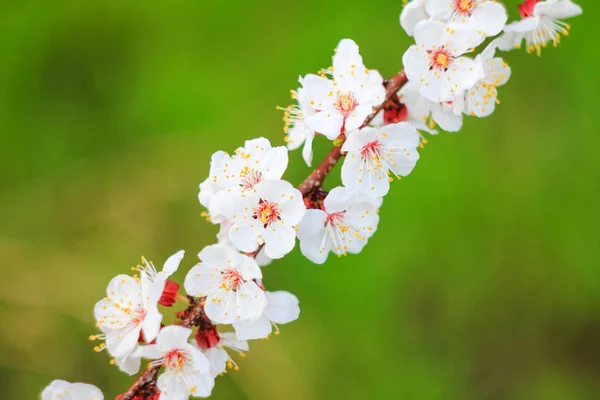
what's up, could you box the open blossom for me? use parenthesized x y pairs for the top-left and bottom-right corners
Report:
(134, 326), (213, 399)
(198, 138), (288, 223)
(400, 0), (430, 36)
(341, 122), (420, 197)
(93, 251), (184, 358)
(298, 187), (380, 264)
(464, 42), (511, 117)
(223, 180), (306, 259)
(233, 291), (300, 340)
(184, 244), (267, 324)
(299, 39), (385, 138)
(498, 0), (582, 55)
(403, 20), (483, 103)
(426, 0), (508, 38)
(399, 81), (464, 132)
(42, 380), (103, 400)
(282, 88), (317, 166)
(199, 332), (250, 375)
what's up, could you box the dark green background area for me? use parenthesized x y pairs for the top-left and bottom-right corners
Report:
(0, 1), (598, 399)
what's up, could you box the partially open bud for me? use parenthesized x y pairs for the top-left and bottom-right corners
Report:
(158, 279), (180, 307)
(195, 326), (221, 350)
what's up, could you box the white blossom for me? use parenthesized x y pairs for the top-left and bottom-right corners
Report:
(341, 122), (420, 197)
(223, 180), (306, 259)
(93, 251), (185, 358)
(199, 138), (288, 223)
(403, 20), (484, 103)
(299, 39), (385, 138)
(233, 291), (300, 340)
(426, 0), (508, 38)
(184, 244), (267, 324)
(42, 380), (103, 400)
(134, 326), (213, 399)
(298, 187), (380, 264)
(497, 0), (582, 55)
(400, 0), (430, 37)
(464, 42), (511, 117)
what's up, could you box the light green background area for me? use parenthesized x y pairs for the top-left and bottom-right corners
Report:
(0, 1), (598, 399)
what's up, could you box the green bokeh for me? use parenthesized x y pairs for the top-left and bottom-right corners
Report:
(1, 1), (598, 399)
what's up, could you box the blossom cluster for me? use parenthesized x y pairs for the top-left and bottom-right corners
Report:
(42, 0), (581, 399)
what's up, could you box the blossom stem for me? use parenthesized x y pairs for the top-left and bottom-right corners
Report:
(118, 69), (408, 400)
(297, 69), (407, 195)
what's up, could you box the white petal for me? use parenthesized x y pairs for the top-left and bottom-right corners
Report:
(66, 383), (104, 399)
(431, 103), (463, 132)
(205, 347), (228, 375)
(300, 74), (336, 111)
(228, 220), (265, 253)
(400, 0), (429, 36)
(106, 327), (140, 358)
(184, 263), (221, 298)
(233, 315), (272, 340)
(402, 45), (429, 84)
(133, 343), (163, 360)
(536, 0), (582, 19)
(344, 104), (375, 132)
(263, 223), (297, 259)
(471, 2), (508, 37)
(116, 354), (142, 376)
(190, 371), (215, 398)
(236, 282), (268, 321)
(205, 288), (237, 324)
(504, 16), (540, 33)
(305, 109), (344, 139)
(323, 186), (358, 213)
(298, 209), (328, 240)
(484, 57), (511, 87)
(162, 250), (185, 276)
(237, 254), (262, 281)
(219, 331), (250, 352)
(301, 131), (315, 167)
(414, 20), (445, 49)
(141, 306), (163, 344)
(260, 146), (289, 180)
(265, 291), (300, 324)
(278, 189), (306, 226)
(157, 325), (192, 352)
(186, 343), (212, 374)
(425, 0), (453, 20)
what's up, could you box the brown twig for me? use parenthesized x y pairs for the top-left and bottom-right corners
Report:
(118, 69), (408, 400)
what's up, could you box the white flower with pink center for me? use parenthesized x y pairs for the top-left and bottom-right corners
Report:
(403, 20), (484, 103)
(464, 42), (511, 117)
(233, 290), (300, 340)
(42, 380), (103, 400)
(134, 326), (213, 399)
(93, 251), (185, 359)
(299, 39), (385, 138)
(400, 0), (430, 37)
(198, 137), (288, 223)
(297, 187), (380, 264)
(426, 0), (508, 38)
(497, 0), (582, 55)
(399, 80), (464, 132)
(341, 123), (420, 197)
(184, 244), (267, 324)
(223, 180), (306, 259)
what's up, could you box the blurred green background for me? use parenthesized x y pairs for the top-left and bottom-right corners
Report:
(0, 1), (598, 399)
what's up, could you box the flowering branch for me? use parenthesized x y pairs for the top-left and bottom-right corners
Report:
(42, 1), (583, 399)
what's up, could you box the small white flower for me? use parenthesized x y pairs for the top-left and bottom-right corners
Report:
(403, 20), (483, 103)
(297, 187), (380, 264)
(202, 332), (249, 375)
(233, 291), (300, 340)
(42, 380), (103, 400)
(223, 180), (306, 259)
(399, 81), (464, 132)
(199, 138), (288, 223)
(400, 0), (430, 37)
(299, 39), (385, 138)
(497, 0), (582, 55)
(464, 42), (511, 117)
(282, 87), (317, 167)
(341, 122), (420, 197)
(426, 0), (508, 38)
(134, 326), (213, 399)
(93, 251), (184, 358)
(184, 244), (267, 324)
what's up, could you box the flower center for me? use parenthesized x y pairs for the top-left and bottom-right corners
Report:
(164, 349), (189, 369)
(221, 268), (245, 291)
(334, 92), (358, 116)
(253, 200), (280, 227)
(429, 47), (452, 70)
(360, 139), (381, 160)
(454, 0), (475, 15)
(518, 0), (538, 18)
(325, 211), (349, 232)
(239, 167), (262, 190)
